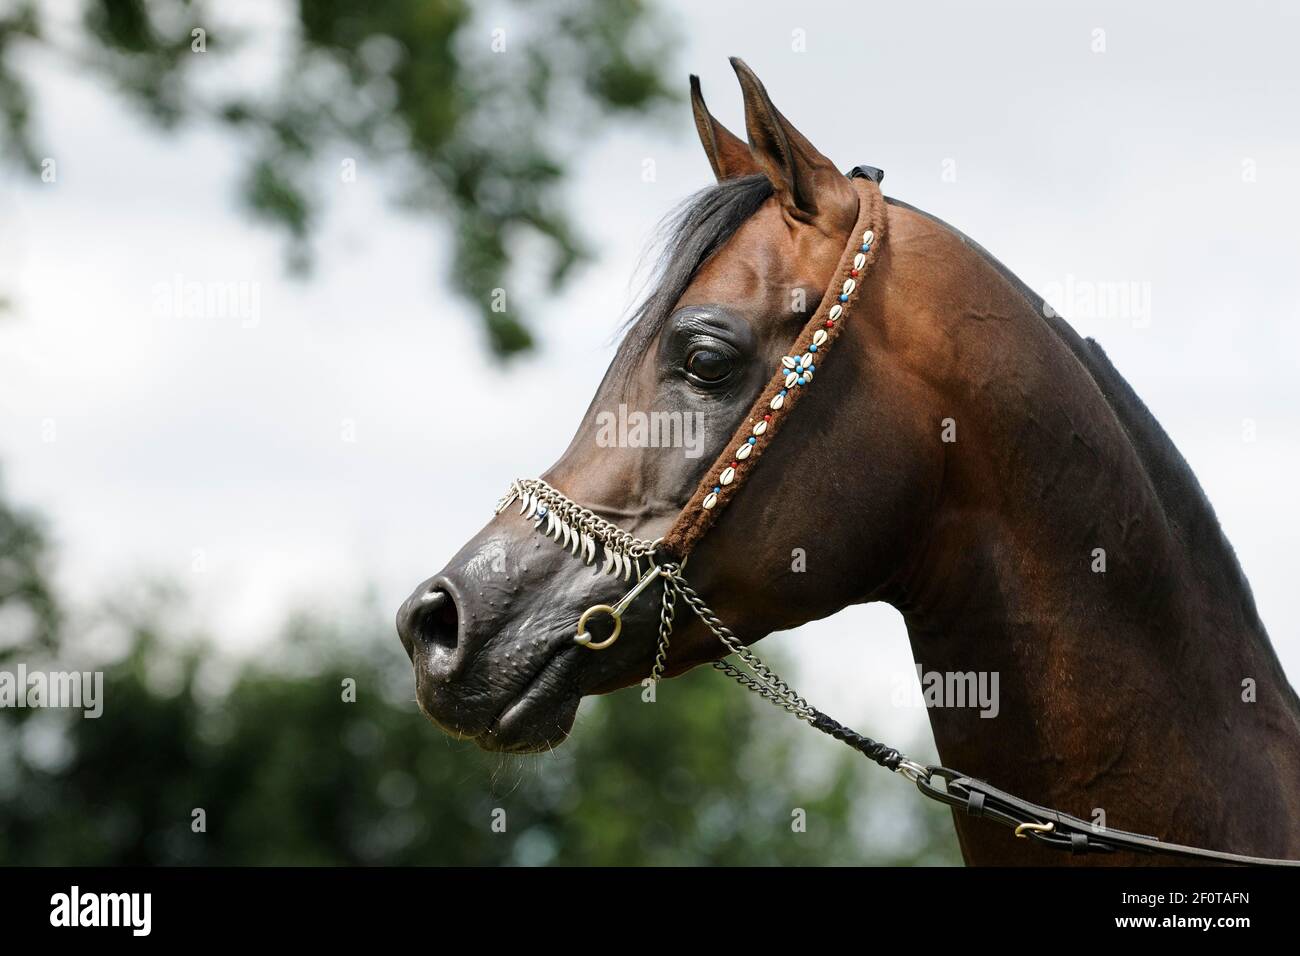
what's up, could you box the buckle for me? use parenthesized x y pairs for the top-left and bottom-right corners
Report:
(847, 164), (885, 184)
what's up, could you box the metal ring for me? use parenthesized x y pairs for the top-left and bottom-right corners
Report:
(575, 604), (621, 650)
(895, 758), (932, 784)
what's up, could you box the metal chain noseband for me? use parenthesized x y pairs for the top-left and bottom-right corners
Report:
(496, 478), (660, 580)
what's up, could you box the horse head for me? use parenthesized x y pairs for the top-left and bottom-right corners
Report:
(396, 59), (939, 752)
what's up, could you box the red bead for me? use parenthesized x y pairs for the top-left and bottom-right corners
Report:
(850, 269), (859, 277)
(826, 319), (835, 327)
(731, 460), (738, 468)
(763, 414), (771, 421)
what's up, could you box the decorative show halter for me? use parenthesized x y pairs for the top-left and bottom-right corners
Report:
(493, 168), (1298, 867)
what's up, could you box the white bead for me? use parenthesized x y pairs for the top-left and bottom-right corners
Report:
(862, 229), (874, 246)
(841, 278), (856, 296)
(829, 304), (843, 320)
(753, 420), (768, 436)
(781, 356), (797, 369)
(702, 492), (718, 510)
(770, 393), (784, 410)
(813, 330), (828, 346)
(853, 253), (866, 270)
(736, 443), (752, 460)
(784, 371), (798, 388)
(719, 467), (736, 486)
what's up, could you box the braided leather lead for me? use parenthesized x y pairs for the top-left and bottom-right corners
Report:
(808, 711), (903, 770)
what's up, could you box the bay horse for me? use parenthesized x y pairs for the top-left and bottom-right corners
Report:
(397, 59), (1300, 865)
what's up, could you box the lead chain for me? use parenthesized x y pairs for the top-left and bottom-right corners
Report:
(650, 564), (814, 721)
(649, 566), (677, 684)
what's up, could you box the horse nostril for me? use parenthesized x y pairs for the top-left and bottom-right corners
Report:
(421, 589), (458, 652)
(398, 585), (460, 659)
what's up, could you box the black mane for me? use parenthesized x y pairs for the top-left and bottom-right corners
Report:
(614, 174), (773, 374)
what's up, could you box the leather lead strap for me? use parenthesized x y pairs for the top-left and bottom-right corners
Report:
(915, 768), (1300, 866)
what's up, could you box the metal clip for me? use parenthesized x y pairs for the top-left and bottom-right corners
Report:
(1014, 821), (1056, 839)
(895, 758), (932, 784)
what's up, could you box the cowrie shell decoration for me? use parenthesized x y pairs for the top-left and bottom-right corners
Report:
(696, 196), (876, 517)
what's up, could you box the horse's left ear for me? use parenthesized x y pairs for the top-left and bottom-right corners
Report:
(730, 57), (858, 233)
(690, 75), (759, 181)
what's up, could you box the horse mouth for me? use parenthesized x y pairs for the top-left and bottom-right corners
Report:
(410, 630), (584, 754)
(479, 642), (584, 753)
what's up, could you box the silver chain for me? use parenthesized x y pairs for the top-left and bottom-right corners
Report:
(649, 568), (677, 684)
(652, 563), (815, 721)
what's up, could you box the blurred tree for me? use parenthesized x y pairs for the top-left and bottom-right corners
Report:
(0, 581), (961, 866)
(0, 0), (678, 356)
(0, 471), (59, 661)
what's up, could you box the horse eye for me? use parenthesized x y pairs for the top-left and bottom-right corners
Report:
(686, 348), (733, 384)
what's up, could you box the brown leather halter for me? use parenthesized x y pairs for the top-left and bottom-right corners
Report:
(496, 167), (1300, 867)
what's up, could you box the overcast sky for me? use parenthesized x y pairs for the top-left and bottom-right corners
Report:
(1, 0), (1297, 752)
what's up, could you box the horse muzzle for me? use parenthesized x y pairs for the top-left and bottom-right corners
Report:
(395, 528), (602, 752)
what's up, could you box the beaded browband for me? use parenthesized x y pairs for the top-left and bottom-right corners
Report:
(659, 171), (886, 560)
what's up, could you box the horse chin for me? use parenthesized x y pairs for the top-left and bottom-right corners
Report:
(412, 637), (586, 754)
(476, 689), (581, 754)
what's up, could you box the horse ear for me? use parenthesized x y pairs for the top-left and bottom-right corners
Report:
(690, 75), (758, 181)
(730, 57), (857, 231)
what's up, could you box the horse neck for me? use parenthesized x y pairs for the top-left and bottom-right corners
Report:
(877, 219), (1300, 862)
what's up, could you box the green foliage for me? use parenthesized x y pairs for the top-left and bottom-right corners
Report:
(0, 582), (960, 866)
(0, 471), (59, 661)
(0, 0), (679, 356)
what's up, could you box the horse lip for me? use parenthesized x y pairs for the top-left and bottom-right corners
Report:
(481, 642), (583, 750)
